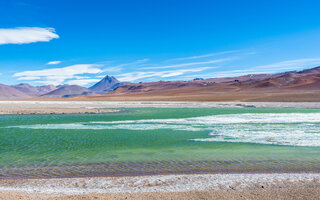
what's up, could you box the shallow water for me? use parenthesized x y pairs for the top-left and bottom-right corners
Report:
(0, 108), (319, 178)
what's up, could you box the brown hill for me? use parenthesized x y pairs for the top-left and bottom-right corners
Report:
(12, 83), (56, 96)
(238, 67), (320, 91)
(0, 84), (32, 99)
(111, 66), (320, 94)
(205, 73), (284, 83)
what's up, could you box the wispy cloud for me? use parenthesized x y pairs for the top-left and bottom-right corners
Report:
(185, 58), (320, 79)
(114, 59), (149, 68)
(103, 59), (149, 72)
(141, 58), (235, 70)
(117, 67), (210, 82)
(13, 64), (102, 85)
(0, 27), (59, 45)
(253, 58), (320, 70)
(103, 66), (123, 73)
(167, 50), (240, 62)
(47, 61), (61, 65)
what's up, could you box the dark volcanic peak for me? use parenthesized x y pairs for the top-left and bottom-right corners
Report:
(41, 85), (94, 98)
(89, 75), (126, 93)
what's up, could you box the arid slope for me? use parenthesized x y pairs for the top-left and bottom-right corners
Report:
(68, 66), (320, 102)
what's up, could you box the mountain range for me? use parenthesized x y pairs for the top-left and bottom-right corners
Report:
(1, 66), (320, 101)
(0, 75), (124, 99)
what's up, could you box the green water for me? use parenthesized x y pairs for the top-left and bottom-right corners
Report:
(0, 108), (319, 178)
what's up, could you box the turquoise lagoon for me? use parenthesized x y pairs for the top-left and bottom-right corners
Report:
(0, 108), (319, 178)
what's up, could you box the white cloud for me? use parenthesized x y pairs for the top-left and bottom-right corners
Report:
(117, 67), (210, 82)
(102, 59), (149, 73)
(66, 79), (101, 86)
(14, 64), (103, 85)
(0, 27), (59, 45)
(103, 66), (123, 73)
(17, 76), (41, 81)
(74, 76), (91, 79)
(141, 58), (236, 70)
(97, 75), (107, 78)
(115, 59), (149, 68)
(47, 61), (61, 65)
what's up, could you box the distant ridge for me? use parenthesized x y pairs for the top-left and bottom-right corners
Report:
(0, 75), (129, 99)
(2, 66), (320, 100)
(12, 83), (56, 96)
(0, 84), (32, 99)
(41, 85), (94, 98)
(89, 75), (128, 93)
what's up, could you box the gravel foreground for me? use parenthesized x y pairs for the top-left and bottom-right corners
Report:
(1, 187), (320, 200)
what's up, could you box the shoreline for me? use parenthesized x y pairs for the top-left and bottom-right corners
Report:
(0, 173), (319, 199)
(1, 101), (319, 199)
(1, 101), (320, 115)
(0, 101), (120, 115)
(2, 163), (320, 179)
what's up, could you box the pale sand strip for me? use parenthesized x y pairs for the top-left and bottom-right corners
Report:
(0, 173), (319, 199)
(0, 101), (120, 115)
(1, 101), (320, 115)
(0, 173), (319, 195)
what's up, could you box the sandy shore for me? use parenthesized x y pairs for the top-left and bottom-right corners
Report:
(0, 101), (119, 115)
(0, 173), (319, 199)
(1, 101), (320, 115)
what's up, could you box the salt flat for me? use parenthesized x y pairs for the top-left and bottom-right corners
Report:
(1, 101), (320, 115)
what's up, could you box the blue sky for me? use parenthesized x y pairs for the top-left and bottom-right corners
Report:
(1, 0), (320, 86)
